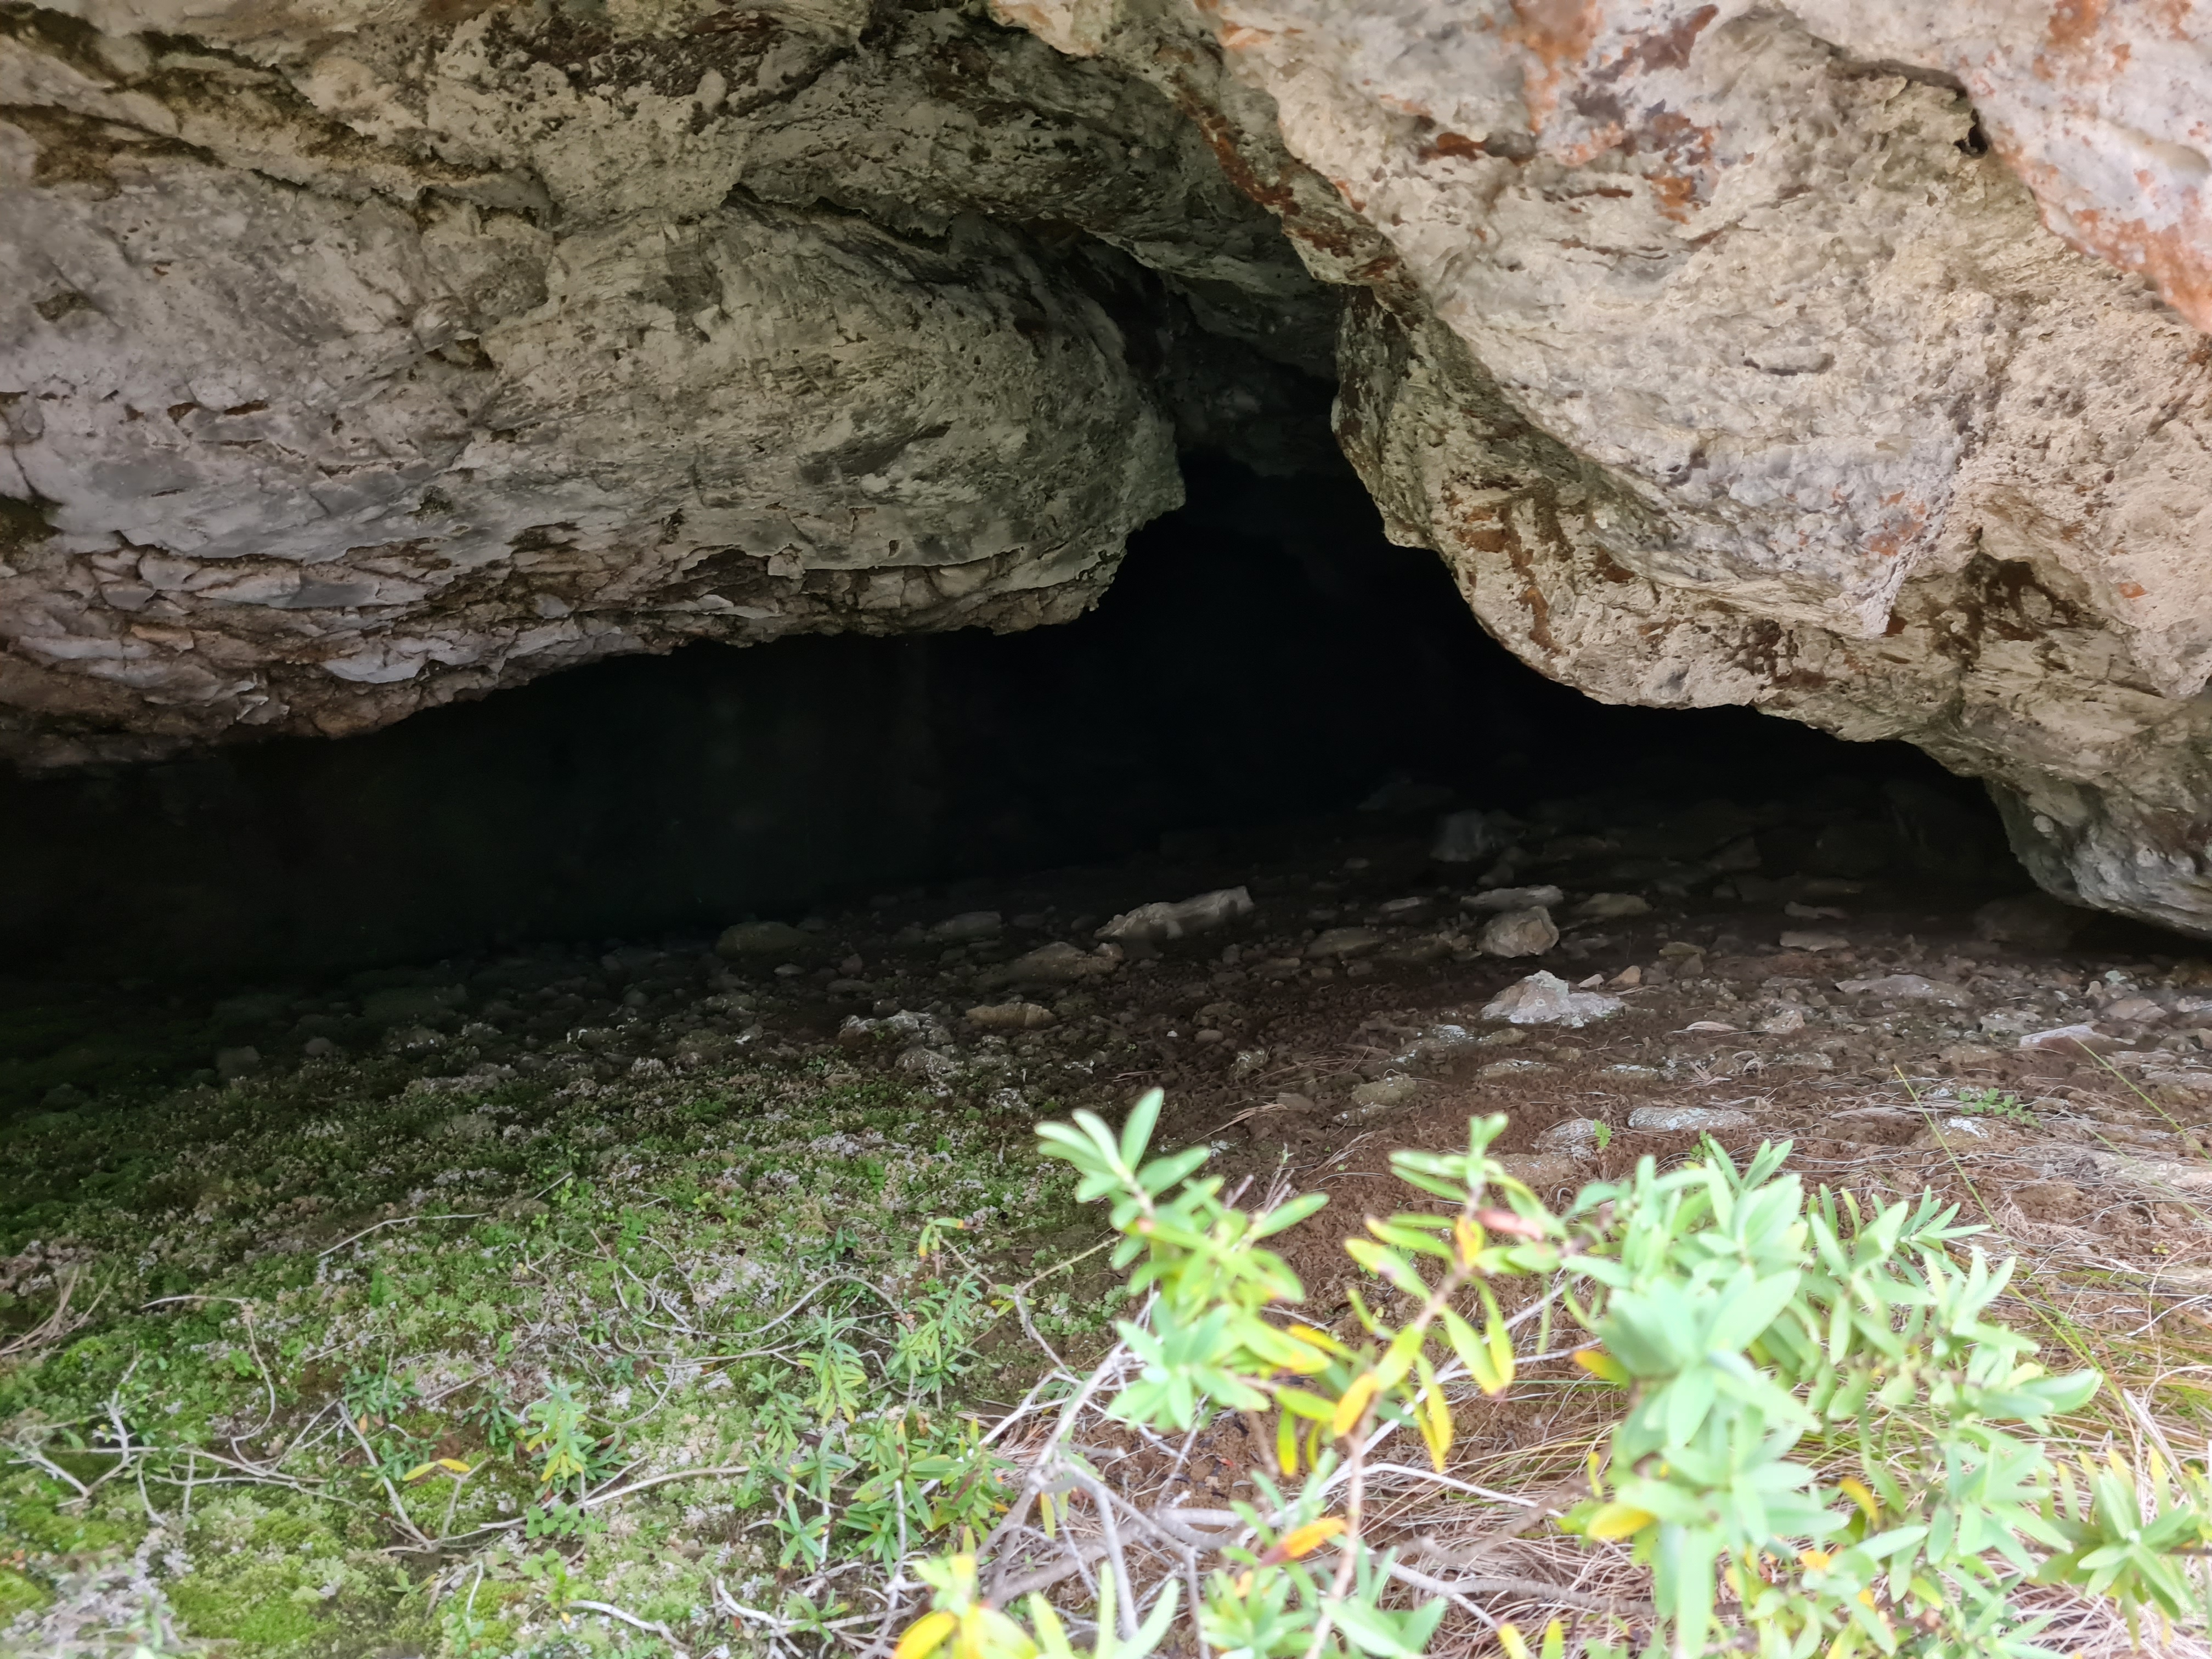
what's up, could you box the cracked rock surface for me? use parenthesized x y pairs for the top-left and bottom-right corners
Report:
(9, 0), (2212, 939)
(994, 0), (2212, 936)
(0, 0), (1331, 762)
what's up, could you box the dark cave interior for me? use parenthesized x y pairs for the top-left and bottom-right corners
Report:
(0, 456), (2029, 989)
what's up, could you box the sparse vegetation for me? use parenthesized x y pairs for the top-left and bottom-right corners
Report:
(0, 1052), (1113, 1657)
(1954, 1088), (2038, 1126)
(889, 1097), (2212, 1659)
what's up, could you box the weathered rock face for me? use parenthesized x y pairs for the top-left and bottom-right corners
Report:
(994, 0), (2212, 936)
(0, 0), (1333, 762)
(7, 0), (2212, 934)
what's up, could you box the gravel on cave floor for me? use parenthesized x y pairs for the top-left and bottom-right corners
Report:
(7, 791), (2212, 1655)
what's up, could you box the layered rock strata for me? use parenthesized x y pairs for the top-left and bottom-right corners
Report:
(8, 0), (2212, 935)
(0, 0), (1333, 763)
(997, 0), (2212, 935)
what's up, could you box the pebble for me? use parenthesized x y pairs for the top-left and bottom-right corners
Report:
(1463, 884), (1564, 913)
(2104, 995), (2166, 1023)
(1758, 1007), (1806, 1035)
(1938, 1042), (2001, 1066)
(1482, 970), (1623, 1028)
(1098, 887), (1252, 943)
(1496, 1153), (1583, 1192)
(1002, 940), (1116, 983)
(837, 1009), (949, 1048)
(1308, 927), (1385, 960)
(1394, 1023), (1482, 1065)
(1479, 1058), (1554, 1079)
(1341, 1073), (1425, 1117)
(2018, 1022), (2110, 1053)
(1835, 973), (1967, 1006)
(1537, 1118), (1604, 1154)
(1572, 892), (1651, 919)
(1627, 1105), (1752, 1132)
(716, 920), (814, 957)
(1477, 906), (1558, 958)
(1778, 930), (1849, 951)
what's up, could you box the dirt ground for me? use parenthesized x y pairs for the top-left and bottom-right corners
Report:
(10, 778), (2212, 1656)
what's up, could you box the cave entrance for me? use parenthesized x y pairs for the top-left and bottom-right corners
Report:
(0, 454), (2024, 998)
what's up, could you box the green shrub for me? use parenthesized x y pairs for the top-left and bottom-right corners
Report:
(898, 1093), (2210, 1659)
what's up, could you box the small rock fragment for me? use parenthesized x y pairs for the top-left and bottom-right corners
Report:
(1341, 1074), (1424, 1117)
(1572, 892), (1651, 919)
(1308, 926), (1385, 960)
(1381, 932), (1464, 964)
(1395, 1023), (1481, 1065)
(1778, 930), (1849, 951)
(898, 1047), (960, 1085)
(1835, 973), (1967, 1006)
(838, 1009), (950, 1048)
(967, 1001), (1056, 1031)
(1784, 901), (1848, 921)
(1627, 1105), (1753, 1132)
(1536, 1118), (1604, 1155)
(717, 920), (814, 957)
(1097, 887), (1252, 943)
(1478, 906), (1559, 958)
(1496, 1153), (1583, 1191)
(2018, 1022), (2112, 1053)
(1463, 884), (1565, 913)
(1003, 941), (1116, 983)
(1758, 1007), (1806, 1035)
(1479, 1058), (1555, 1079)
(1938, 1042), (2001, 1067)
(1609, 965), (1643, 987)
(2104, 995), (2166, 1024)
(1482, 970), (1623, 1027)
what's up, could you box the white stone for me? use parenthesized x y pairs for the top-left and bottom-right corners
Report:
(1099, 888), (1255, 944)
(1628, 1105), (1754, 1133)
(1481, 970), (1623, 1028)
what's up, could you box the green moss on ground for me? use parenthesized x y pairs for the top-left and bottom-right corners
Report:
(0, 1049), (1113, 1656)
